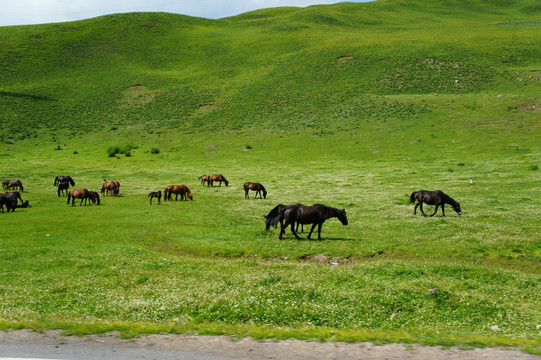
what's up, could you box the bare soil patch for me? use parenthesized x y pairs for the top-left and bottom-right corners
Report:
(0, 330), (538, 360)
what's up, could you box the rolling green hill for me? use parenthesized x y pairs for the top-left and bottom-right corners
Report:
(0, 0), (540, 350)
(0, 0), (539, 145)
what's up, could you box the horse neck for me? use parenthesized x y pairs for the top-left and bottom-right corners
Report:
(442, 193), (457, 206)
(319, 205), (339, 220)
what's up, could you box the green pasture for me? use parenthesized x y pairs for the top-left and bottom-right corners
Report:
(0, 0), (540, 352)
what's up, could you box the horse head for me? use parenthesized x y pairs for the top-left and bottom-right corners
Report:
(454, 202), (462, 215)
(338, 208), (348, 225)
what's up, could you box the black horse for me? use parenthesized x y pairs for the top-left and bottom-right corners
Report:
(54, 176), (75, 186)
(148, 191), (162, 205)
(410, 190), (461, 217)
(0, 193), (18, 213)
(265, 203), (305, 233)
(57, 181), (71, 196)
(276, 204), (348, 240)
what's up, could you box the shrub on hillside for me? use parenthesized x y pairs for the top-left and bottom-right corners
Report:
(107, 143), (138, 157)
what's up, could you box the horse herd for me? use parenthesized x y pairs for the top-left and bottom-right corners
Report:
(2, 174), (462, 240)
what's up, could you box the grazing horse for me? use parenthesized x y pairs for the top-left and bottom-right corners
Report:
(67, 189), (92, 206)
(148, 191), (162, 205)
(163, 185), (174, 201)
(165, 185), (193, 201)
(54, 176), (75, 186)
(8, 179), (23, 192)
(101, 180), (119, 196)
(4, 190), (24, 205)
(265, 203), (305, 233)
(208, 174), (229, 187)
(277, 204), (348, 240)
(198, 175), (210, 186)
(57, 181), (71, 197)
(0, 193), (18, 213)
(244, 182), (267, 199)
(1, 179), (10, 190)
(88, 191), (101, 205)
(410, 190), (461, 217)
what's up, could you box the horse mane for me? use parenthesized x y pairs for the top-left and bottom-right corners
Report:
(440, 191), (458, 206)
(266, 204), (285, 228)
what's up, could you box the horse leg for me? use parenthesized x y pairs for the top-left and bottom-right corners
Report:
(245, 189), (249, 199)
(317, 223), (323, 240)
(419, 203), (427, 217)
(441, 204), (445, 217)
(290, 222), (301, 240)
(430, 204), (440, 217)
(414, 203), (419, 215)
(307, 223), (318, 240)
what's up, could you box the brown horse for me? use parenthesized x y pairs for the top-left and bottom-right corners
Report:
(67, 189), (92, 206)
(148, 191), (162, 205)
(8, 179), (23, 192)
(410, 190), (461, 217)
(244, 182), (267, 199)
(165, 185), (193, 201)
(101, 180), (119, 196)
(198, 175), (210, 186)
(208, 174), (229, 187)
(278, 204), (348, 240)
(4, 190), (24, 205)
(1, 179), (10, 190)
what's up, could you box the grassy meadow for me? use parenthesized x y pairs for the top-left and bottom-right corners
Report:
(0, 0), (540, 352)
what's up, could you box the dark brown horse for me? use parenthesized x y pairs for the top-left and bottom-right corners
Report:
(1, 179), (10, 190)
(8, 179), (23, 192)
(101, 180), (119, 196)
(410, 190), (461, 217)
(148, 190), (162, 205)
(67, 189), (92, 206)
(88, 191), (100, 205)
(0, 193), (18, 213)
(265, 203), (305, 233)
(244, 182), (267, 199)
(278, 204), (348, 240)
(165, 185), (193, 201)
(208, 174), (229, 187)
(198, 175), (210, 186)
(4, 190), (24, 205)
(54, 176), (75, 186)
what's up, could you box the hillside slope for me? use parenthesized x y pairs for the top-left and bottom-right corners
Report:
(0, 0), (539, 147)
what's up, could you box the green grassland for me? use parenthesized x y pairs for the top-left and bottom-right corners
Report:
(0, 0), (540, 351)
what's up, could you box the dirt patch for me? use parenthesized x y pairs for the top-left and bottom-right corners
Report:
(0, 330), (538, 360)
(120, 85), (161, 108)
(298, 251), (386, 265)
(336, 55), (355, 60)
(198, 103), (221, 108)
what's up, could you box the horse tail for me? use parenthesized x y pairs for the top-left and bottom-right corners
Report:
(69, 177), (75, 186)
(409, 191), (417, 203)
(54, 176), (58, 186)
